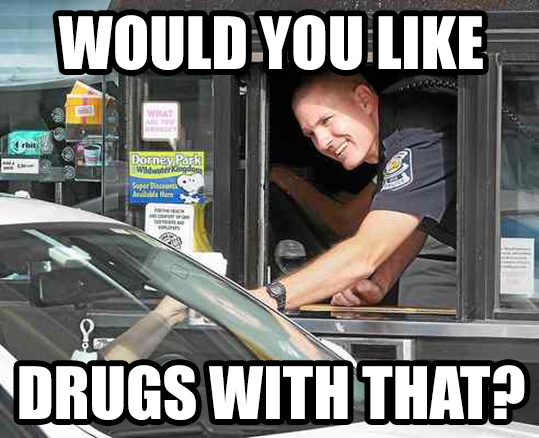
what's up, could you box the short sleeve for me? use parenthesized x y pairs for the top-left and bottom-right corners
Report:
(370, 127), (456, 224)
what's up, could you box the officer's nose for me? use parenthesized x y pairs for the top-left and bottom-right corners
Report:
(313, 129), (332, 153)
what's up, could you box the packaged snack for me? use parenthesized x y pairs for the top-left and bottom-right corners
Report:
(65, 81), (116, 141)
(65, 94), (103, 125)
(7, 131), (53, 157)
(70, 80), (115, 104)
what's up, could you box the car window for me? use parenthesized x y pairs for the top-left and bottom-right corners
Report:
(0, 222), (364, 435)
(0, 223), (346, 360)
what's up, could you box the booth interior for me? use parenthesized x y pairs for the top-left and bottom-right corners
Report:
(266, 71), (457, 308)
(267, 70), (393, 265)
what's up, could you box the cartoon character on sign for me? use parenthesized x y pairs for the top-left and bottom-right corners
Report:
(177, 173), (205, 204)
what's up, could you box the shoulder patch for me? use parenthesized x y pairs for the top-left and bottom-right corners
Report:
(381, 148), (413, 192)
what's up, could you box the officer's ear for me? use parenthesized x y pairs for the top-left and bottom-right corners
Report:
(352, 83), (376, 114)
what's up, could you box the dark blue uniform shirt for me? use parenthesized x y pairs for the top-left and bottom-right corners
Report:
(371, 77), (458, 250)
(370, 77), (458, 308)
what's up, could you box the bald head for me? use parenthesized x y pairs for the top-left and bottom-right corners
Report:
(292, 72), (372, 109)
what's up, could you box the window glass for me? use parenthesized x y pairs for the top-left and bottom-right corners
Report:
(500, 64), (539, 309)
(0, 1), (222, 276)
(0, 77), (119, 213)
(124, 74), (215, 253)
(0, 222), (364, 435)
(0, 1), (115, 213)
(0, 223), (346, 363)
(0, 0), (110, 87)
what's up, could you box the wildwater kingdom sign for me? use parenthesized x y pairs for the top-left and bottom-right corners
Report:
(128, 151), (205, 204)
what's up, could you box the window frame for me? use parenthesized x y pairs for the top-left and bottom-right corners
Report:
(458, 56), (500, 321)
(466, 18), (539, 321)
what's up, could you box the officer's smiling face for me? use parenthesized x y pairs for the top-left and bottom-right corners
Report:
(293, 82), (379, 170)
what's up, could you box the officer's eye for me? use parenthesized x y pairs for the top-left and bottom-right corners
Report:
(322, 116), (333, 126)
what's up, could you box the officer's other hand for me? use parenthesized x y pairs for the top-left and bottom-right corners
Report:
(331, 279), (385, 307)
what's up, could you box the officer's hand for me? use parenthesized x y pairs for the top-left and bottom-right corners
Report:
(331, 279), (386, 307)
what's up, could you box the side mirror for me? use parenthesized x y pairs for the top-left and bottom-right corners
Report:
(274, 239), (307, 274)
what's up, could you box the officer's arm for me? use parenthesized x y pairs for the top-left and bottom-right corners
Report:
(332, 230), (427, 306)
(253, 209), (420, 310)
(271, 166), (376, 238)
(370, 230), (427, 297)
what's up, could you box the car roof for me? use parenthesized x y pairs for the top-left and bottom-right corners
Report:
(0, 194), (122, 226)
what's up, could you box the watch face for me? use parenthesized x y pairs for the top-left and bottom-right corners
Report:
(267, 282), (286, 298)
(266, 282), (287, 312)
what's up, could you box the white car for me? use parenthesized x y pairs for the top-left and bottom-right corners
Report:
(0, 193), (537, 438)
(257, 422), (539, 438)
(0, 193), (363, 437)
(0, 343), (110, 437)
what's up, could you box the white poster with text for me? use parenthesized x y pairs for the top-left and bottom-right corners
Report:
(145, 203), (194, 253)
(1, 158), (39, 174)
(500, 237), (535, 296)
(142, 101), (180, 141)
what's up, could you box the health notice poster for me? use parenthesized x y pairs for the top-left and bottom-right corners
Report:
(145, 203), (194, 252)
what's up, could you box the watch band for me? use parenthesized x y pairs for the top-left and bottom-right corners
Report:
(265, 281), (287, 312)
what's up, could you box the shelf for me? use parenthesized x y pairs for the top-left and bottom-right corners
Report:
(0, 167), (66, 183)
(65, 135), (120, 144)
(0, 161), (126, 184)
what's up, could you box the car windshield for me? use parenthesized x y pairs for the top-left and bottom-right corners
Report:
(0, 222), (364, 425)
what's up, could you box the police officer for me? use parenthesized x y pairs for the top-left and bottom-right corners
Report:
(253, 72), (457, 311)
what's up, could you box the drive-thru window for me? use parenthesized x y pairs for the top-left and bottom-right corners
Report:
(2, 0), (539, 426)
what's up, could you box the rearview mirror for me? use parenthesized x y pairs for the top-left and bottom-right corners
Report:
(29, 261), (124, 307)
(28, 265), (88, 307)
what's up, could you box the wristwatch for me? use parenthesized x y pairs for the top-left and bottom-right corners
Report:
(265, 281), (287, 312)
